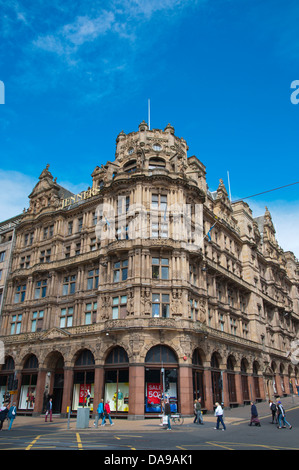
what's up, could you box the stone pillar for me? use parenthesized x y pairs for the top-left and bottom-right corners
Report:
(179, 365), (193, 415)
(235, 373), (243, 405)
(128, 365), (144, 419)
(33, 369), (47, 416)
(61, 367), (73, 417)
(203, 369), (213, 410)
(93, 366), (104, 416)
(222, 371), (229, 407)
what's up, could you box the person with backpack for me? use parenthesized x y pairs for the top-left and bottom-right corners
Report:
(269, 400), (277, 424)
(276, 400), (292, 429)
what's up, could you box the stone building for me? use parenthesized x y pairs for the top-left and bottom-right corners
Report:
(0, 122), (298, 417)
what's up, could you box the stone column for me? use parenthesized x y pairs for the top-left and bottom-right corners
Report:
(61, 367), (73, 417)
(179, 365), (193, 415)
(33, 369), (47, 416)
(128, 365), (144, 419)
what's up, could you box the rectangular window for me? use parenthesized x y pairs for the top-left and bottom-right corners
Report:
(40, 249), (51, 263)
(152, 293), (170, 318)
(68, 221), (73, 235)
(62, 275), (76, 295)
(31, 310), (44, 332)
(14, 284), (26, 303)
(78, 217), (83, 232)
(34, 280), (47, 299)
(87, 269), (99, 290)
(85, 302), (97, 325)
(190, 299), (199, 320)
(152, 258), (169, 280)
(112, 295), (127, 319)
(60, 307), (73, 328)
(113, 260), (128, 282)
(0, 251), (5, 263)
(11, 314), (22, 334)
(151, 194), (168, 238)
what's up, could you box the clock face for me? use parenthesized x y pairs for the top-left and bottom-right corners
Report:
(128, 147), (134, 155)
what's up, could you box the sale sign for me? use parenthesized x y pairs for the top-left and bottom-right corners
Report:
(147, 383), (162, 404)
(79, 384), (91, 405)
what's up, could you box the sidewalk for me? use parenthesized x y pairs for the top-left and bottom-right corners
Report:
(6, 395), (299, 432)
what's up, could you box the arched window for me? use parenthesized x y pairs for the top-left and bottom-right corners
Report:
(145, 345), (178, 414)
(73, 349), (95, 411)
(149, 157), (165, 169)
(104, 347), (129, 414)
(145, 345), (177, 364)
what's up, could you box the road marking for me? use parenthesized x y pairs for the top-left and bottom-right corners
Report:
(76, 433), (83, 450)
(26, 435), (41, 450)
(206, 441), (234, 450)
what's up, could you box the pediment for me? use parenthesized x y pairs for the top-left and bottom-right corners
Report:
(39, 327), (72, 341)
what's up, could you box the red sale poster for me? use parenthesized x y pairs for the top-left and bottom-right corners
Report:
(79, 384), (91, 405)
(147, 383), (162, 404)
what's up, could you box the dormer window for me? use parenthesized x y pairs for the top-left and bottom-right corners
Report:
(149, 157), (165, 169)
(123, 160), (137, 173)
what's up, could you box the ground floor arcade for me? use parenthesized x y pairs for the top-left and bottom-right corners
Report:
(1, 341), (298, 418)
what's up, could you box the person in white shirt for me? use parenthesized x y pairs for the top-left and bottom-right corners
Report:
(214, 402), (226, 431)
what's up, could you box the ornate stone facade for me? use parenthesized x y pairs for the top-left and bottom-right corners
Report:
(0, 122), (298, 418)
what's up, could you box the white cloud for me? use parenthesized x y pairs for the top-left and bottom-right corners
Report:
(249, 200), (299, 259)
(0, 170), (34, 221)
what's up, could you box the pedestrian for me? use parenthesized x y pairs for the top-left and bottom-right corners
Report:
(276, 400), (292, 429)
(193, 399), (198, 423)
(269, 399), (277, 424)
(214, 402), (226, 431)
(45, 397), (53, 422)
(0, 403), (9, 431)
(249, 401), (261, 427)
(95, 398), (105, 427)
(196, 398), (204, 425)
(101, 400), (114, 426)
(7, 402), (17, 431)
(164, 399), (171, 430)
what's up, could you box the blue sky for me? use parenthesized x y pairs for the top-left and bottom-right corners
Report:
(0, 0), (298, 256)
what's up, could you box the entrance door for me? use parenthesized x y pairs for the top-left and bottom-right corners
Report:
(52, 373), (64, 413)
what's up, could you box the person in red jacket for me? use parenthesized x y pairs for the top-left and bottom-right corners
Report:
(101, 400), (114, 426)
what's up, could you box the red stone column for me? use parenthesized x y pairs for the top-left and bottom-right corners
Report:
(61, 367), (73, 416)
(234, 373), (243, 405)
(129, 365), (145, 418)
(178, 365), (193, 415)
(93, 366), (104, 416)
(33, 369), (47, 416)
(203, 369), (213, 410)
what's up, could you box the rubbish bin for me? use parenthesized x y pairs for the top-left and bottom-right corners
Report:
(76, 407), (90, 429)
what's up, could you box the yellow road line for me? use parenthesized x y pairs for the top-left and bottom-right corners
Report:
(206, 441), (234, 450)
(76, 432), (83, 450)
(26, 435), (41, 450)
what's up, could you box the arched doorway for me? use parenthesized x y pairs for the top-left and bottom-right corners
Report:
(192, 349), (205, 408)
(72, 349), (95, 411)
(145, 345), (178, 414)
(52, 355), (65, 414)
(104, 346), (129, 414)
(19, 354), (38, 411)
